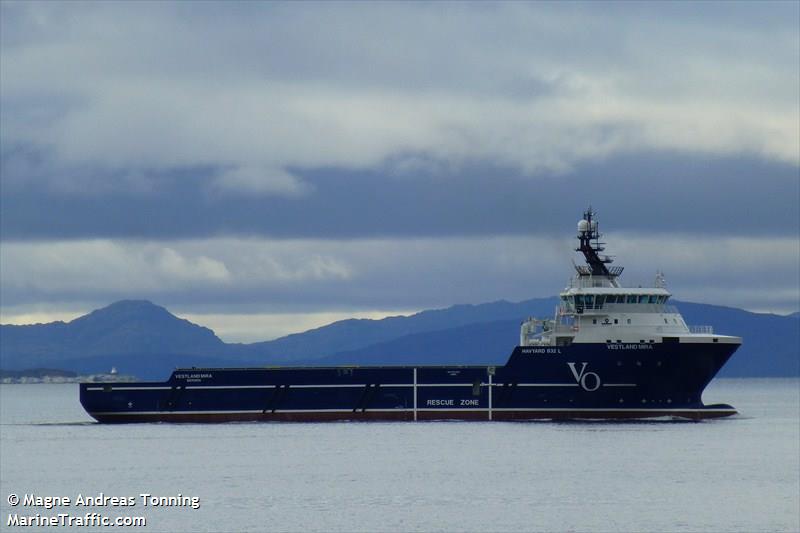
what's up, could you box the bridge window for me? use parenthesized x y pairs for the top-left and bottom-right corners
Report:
(638, 295), (648, 304)
(649, 295), (658, 304)
(627, 295), (637, 304)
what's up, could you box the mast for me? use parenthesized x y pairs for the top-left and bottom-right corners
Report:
(575, 207), (623, 278)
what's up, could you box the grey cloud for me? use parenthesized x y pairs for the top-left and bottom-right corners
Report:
(2, 149), (797, 241)
(1, 2), (797, 186)
(2, 234), (797, 318)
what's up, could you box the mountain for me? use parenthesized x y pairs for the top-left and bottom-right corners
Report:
(311, 319), (520, 366)
(1, 300), (226, 371)
(232, 298), (559, 362)
(1, 298), (797, 379)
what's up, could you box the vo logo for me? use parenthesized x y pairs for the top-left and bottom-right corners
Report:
(567, 362), (601, 391)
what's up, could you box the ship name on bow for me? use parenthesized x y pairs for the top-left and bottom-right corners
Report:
(521, 348), (562, 355)
(606, 344), (654, 350)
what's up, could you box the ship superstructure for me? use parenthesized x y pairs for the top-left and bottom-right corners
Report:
(521, 208), (732, 349)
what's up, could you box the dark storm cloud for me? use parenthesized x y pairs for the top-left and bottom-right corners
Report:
(2, 149), (797, 241)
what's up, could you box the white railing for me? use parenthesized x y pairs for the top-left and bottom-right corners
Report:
(568, 276), (619, 289)
(689, 325), (714, 334)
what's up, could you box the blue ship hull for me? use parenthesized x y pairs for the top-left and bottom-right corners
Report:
(80, 342), (738, 423)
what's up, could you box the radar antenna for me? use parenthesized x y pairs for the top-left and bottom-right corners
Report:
(575, 207), (623, 278)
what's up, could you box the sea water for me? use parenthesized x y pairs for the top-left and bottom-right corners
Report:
(1, 379), (798, 532)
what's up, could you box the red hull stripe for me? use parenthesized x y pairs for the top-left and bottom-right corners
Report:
(88, 408), (737, 423)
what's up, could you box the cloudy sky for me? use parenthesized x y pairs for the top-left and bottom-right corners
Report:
(1, 1), (798, 342)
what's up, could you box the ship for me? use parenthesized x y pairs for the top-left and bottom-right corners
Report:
(79, 209), (740, 423)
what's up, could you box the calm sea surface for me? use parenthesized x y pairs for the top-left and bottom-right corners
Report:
(1, 379), (798, 533)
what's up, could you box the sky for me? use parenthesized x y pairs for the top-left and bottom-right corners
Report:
(1, 1), (798, 342)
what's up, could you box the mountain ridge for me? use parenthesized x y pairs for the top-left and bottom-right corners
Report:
(1, 298), (797, 379)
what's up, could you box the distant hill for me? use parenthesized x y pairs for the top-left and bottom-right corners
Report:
(311, 320), (520, 366)
(1, 300), (226, 371)
(1, 298), (797, 379)
(232, 298), (559, 362)
(0, 368), (77, 379)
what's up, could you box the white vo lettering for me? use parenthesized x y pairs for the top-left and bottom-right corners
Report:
(567, 362), (601, 392)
